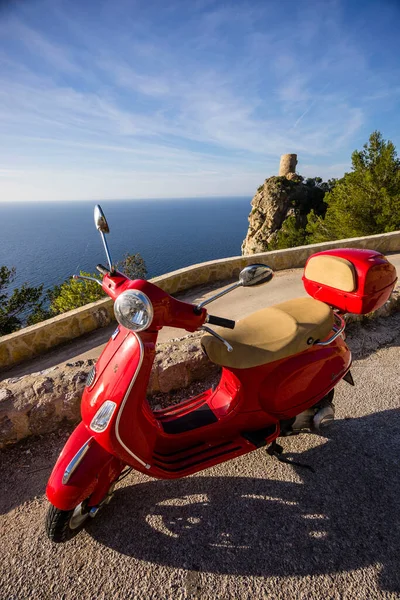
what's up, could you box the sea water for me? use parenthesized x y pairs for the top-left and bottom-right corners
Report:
(0, 197), (251, 293)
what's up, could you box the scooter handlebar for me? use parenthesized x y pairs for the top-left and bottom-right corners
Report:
(206, 315), (235, 329)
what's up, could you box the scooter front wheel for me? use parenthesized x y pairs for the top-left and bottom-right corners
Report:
(46, 501), (92, 543)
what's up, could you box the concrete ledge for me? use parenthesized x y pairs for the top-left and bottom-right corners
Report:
(1, 230), (399, 370)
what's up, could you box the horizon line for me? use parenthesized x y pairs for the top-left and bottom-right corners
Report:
(0, 194), (253, 203)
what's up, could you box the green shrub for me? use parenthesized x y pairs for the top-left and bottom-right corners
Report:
(1, 252), (149, 333)
(0, 266), (44, 335)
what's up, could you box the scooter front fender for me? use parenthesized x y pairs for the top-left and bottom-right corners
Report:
(46, 421), (125, 511)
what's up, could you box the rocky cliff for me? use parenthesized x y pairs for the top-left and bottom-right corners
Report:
(242, 173), (327, 255)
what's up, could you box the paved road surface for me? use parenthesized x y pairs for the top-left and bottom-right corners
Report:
(0, 314), (399, 599)
(3, 252), (399, 381)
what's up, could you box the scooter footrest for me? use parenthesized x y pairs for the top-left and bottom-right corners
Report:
(160, 403), (218, 434)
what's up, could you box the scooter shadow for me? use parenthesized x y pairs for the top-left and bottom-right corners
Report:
(90, 409), (400, 591)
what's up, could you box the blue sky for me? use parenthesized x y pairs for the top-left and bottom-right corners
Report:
(1, 0), (400, 201)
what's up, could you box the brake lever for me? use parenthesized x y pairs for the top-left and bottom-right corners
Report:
(201, 326), (233, 352)
(73, 274), (102, 286)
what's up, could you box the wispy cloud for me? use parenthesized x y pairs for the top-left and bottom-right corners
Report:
(0, 0), (399, 201)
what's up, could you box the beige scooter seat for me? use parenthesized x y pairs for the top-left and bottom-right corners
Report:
(201, 297), (334, 369)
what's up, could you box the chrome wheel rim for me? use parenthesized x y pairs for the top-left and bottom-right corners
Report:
(69, 503), (90, 530)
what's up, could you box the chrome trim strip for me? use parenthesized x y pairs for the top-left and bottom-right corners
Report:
(86, 365), (96, 388)
(62, 438), (93, 485)
(114, 334), (150, 469)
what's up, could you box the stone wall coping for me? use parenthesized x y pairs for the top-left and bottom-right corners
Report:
(0, 298), (112, 345)
(152, 229), (400, 281)
(1, 229), (399, 370)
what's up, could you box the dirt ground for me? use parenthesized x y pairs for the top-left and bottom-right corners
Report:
(0, 314), (399, 600)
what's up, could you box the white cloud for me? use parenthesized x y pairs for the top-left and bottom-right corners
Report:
(0, 18), (80, 75)
(0, 0), (398, 201)
(0, 164), (268, 201)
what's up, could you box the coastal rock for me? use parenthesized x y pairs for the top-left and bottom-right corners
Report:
(241, 175), (324, 255)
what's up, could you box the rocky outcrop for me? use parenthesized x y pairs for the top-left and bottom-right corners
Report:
(242, 175), (326, 255)
(0, 333), (218, 449)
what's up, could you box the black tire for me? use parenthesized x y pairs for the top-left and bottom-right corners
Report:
(45, 502), (89, 543)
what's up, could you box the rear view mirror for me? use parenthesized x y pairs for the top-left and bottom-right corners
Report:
(94, 204), (113, 271)
(94, 205), (110, 234)
(239, 264), (273, 287)
(195, 263), (274, 311)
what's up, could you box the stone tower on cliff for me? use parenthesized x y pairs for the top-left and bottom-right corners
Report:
(279, 153), (298, 178)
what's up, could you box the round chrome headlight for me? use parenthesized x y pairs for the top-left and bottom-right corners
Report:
(114, 290), (153, 332)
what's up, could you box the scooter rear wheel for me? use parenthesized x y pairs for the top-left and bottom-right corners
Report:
(45, 501), (90, 543)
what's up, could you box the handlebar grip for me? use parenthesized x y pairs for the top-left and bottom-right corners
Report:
(96, 264), (110, 275)
(207, 315), (235, 329)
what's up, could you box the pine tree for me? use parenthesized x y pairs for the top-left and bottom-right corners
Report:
(307, 131), (400, 242)
(268, 215), (308, 250)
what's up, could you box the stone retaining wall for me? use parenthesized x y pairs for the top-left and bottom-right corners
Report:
(1, 291), (398, 449)
(0, 333), (215, 448)
(0, 300), (115, 370)
(1, 230), (399, 370)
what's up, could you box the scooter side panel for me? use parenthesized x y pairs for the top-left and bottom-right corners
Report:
(257, 337), (351, 418)
(46, 421), (124, 511)
(81, 328), (139, 419)
(81, 331), (158, 467)
(112, 334), (159, 466)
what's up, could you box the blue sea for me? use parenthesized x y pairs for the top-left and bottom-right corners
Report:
(0, 198), (251, 293)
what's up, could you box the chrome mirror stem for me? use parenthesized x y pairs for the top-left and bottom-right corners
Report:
(196, 282), (240, 311)
(99, 231), (114, 273)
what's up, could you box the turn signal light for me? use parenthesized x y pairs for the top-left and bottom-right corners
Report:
(90, 400), (117, 433)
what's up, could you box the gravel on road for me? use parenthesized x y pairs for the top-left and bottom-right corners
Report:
(0, 316), (399, 600)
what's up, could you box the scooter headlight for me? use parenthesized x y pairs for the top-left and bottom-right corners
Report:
(114, 290), (154, 332)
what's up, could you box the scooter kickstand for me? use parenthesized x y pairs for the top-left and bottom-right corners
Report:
(267, 441), (315, 473)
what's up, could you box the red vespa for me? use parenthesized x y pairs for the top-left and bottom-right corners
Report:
(45, 205), (397, 542)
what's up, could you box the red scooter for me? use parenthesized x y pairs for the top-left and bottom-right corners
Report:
(45, 205), (397, 542)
